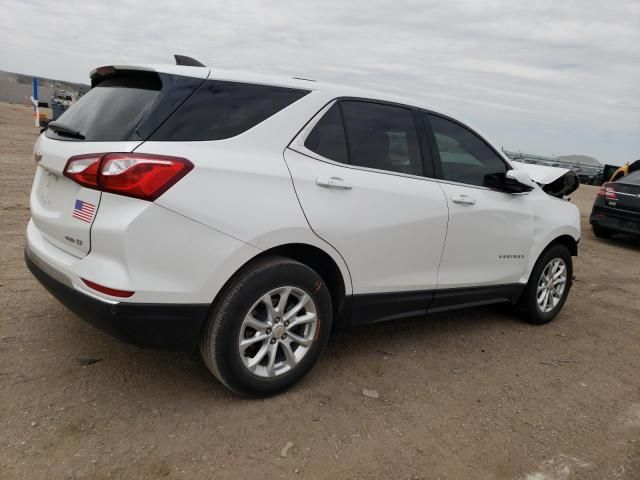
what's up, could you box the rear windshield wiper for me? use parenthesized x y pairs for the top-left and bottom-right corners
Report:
(47, 121), (86, 140)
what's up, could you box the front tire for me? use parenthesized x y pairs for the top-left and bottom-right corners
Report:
(199, 257), (332, 397)
(517, 244), (573, 325)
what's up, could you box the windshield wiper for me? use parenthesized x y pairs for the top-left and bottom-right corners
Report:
(47, 121), (86, 140)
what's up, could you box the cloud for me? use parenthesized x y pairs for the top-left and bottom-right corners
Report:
(0, 0), (638, 163)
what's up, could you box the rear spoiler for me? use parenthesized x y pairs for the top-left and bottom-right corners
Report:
(89, 59), (210, 87)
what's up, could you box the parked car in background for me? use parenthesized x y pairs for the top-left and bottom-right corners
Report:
(26, 59), (581, 396)
(609, 160), (640, 182)
(590, 170), (640, 238)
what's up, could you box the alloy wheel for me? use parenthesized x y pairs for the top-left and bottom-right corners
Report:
(238, 286), (318, 378)
(536, 258), (567, 313)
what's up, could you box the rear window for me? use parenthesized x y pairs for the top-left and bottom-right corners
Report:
(150, 80), (310, 141)
(618, 170), (640, 185)
(46, 71), (204, 142)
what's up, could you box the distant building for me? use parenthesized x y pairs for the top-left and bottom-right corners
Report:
(0, 79), (54, 106)
(503, 149), (603, 185)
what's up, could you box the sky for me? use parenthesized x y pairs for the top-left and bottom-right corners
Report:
(1, 0), (638, 165)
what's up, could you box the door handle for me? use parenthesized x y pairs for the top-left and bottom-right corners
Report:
(316, 176), (352, 190)
(451, 194), (475, 205)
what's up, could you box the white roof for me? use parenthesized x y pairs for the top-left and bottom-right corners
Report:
(93, 63), (441, 111)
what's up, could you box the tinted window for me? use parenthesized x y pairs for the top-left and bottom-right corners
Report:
(341, 101), (422, 175)
(428, 114), (508, 188)
(151, 80), (309, 141)
(618, 170), (640, 185)
(304, 103), (348, 163)
(46, 73), (163, 142)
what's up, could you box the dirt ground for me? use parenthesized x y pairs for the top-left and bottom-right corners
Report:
(1, 101), (639, 480)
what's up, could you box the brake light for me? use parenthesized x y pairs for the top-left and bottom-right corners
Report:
(63, 153), (193, 201)
(81, 278), (134, 298)
(597, 183), (617, 200)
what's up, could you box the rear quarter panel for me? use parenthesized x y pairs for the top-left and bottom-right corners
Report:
(139, 92), (353, 295)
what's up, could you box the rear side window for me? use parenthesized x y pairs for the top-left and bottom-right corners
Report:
(151, 81), (310, 141)
(47, 73), (163, 141)
(427, 114), (508, 188)
(304, 103), (348, 163)
(341, 101), (422, 176)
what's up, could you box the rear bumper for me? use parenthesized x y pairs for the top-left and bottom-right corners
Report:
(25, 246), (209, 350)
(590, 207), (640, 235)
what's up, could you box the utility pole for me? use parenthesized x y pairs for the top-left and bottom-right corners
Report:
(29, 77), (40, 127)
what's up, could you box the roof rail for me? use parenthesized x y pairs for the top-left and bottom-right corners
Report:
(174, 55), (206, 67)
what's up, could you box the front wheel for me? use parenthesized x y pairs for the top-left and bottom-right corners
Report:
(516, 244), (573, 325)
(199, 257), (332, 397)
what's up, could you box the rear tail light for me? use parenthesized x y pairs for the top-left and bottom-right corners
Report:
(63, 153), (193, 201)
(597, 183), (617, 200)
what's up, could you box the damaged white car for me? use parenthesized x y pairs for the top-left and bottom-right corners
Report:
(26, 59), (581, 395)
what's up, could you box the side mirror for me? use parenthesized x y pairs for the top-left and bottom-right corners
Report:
(504, 169), (535, 193)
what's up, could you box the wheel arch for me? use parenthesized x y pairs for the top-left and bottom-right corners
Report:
(522, 231), (579, 285)
(211, 242), (350, 326)
(546, 234), (578, 257)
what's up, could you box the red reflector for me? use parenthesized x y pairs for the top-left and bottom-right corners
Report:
(63, 153), (193, 201)
(82, 279), (134, 298)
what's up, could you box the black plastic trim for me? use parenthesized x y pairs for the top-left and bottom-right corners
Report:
(428, 284), (525, 313)
(345, 283), (524, 327)
(347, 290), (435, 327)
(25, 247), (209, 351)
(413, 109), (436, 179)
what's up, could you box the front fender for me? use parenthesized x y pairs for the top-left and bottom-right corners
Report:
(522, 198), (580, 283)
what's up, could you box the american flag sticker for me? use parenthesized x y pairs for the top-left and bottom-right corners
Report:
(72, 199), (96, 223)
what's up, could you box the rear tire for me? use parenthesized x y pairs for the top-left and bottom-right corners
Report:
(199, 256), (332, 397)
(516, 244), (573, 325)
(592, 225), (614, 239)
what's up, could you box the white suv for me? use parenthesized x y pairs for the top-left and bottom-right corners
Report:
(26, 58), (580, 396)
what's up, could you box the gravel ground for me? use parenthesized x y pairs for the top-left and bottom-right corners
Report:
(1, 102), (639, 480)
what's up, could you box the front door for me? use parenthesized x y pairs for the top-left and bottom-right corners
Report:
(424, 112), (534, 291)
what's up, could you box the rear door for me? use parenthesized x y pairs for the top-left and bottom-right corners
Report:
(30, 69), (207, 258)
(286, 100), (448, 298)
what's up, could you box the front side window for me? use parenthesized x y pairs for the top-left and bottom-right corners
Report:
(427, 114), (508, 188)
(341, 101), (422, 176)
(304, 103), (348, 163)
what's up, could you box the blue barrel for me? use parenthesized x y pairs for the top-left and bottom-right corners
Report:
(51, 101), (69, 121)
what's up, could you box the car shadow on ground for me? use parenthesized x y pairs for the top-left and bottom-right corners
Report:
(590, 232), (640, 252)
(67, 302), (523, 401)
